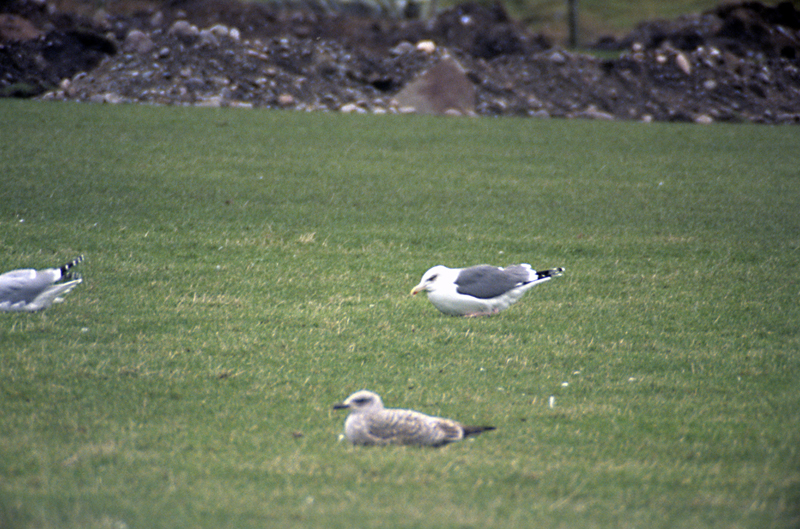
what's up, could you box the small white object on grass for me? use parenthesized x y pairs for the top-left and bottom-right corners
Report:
(0, 255), (84, 312)
(549, 396), (555, 409)
(333, 390), (495, 447)
(410, 263), (565, 316)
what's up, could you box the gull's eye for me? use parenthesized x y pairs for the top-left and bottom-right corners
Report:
(353, 397), (371, 405)
(427, 274), (438, 282)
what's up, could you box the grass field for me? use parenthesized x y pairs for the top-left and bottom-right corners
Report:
(1, 99), (799, 529)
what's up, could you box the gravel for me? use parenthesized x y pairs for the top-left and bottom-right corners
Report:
(2, 0), (800, 123)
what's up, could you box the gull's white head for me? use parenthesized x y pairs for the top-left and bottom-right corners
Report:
(410, 265), (453, 296)
(333, 390), (384, 414)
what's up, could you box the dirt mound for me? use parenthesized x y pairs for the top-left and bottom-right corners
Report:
(595, 2), (800, 60)
(2, 0), (799, 123)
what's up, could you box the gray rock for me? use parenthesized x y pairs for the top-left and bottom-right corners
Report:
(393, 54), (475, 116)
(168, 20), (199, 39)
(122, 30), (154, 54)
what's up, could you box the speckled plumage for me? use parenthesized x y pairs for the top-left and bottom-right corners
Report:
(333, 390), (495, 447)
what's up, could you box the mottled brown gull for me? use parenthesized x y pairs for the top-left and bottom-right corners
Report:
(333, 390), (495, 447)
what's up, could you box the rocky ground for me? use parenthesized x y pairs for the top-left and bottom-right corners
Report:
(2, 0), (800, 123)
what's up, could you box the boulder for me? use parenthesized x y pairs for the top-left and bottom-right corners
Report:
(393, 54), (475, 116)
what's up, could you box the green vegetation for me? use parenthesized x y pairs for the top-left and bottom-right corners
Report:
(402, 0), (797, 42)
(501, 0), (780, 34)
(1, 99), (799, 529)
(499, 0), (800, 45)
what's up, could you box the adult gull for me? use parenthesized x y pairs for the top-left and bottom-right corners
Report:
(410, 263), (564, 316)
(0, 255), (84, 312)
(333, 390), (495, 447)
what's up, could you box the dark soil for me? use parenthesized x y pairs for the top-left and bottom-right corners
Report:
(2, 0), (800, 123)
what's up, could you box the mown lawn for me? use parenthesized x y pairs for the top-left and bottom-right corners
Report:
(1, 99), (799, 529)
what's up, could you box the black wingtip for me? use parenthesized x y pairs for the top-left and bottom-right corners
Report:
(60, 255), (84, 275)
(537, 267), (565, 280)
(462, 425), (497, 438)
(62, 271), (82, 282)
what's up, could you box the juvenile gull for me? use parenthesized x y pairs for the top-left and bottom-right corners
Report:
(410, 263), (564, 316)
(333, 390), (495, 447)
(0, 255), (84, 312)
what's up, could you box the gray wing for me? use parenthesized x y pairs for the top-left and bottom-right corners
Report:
(455, 265), (530, 299)
(28, 279), (82, 310)
(0, 269), (58, 304)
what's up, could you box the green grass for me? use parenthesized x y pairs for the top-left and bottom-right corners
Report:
(441, 0), (799, 43)
(508, 0), (780, 32)
(1, 99), (799, 529)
